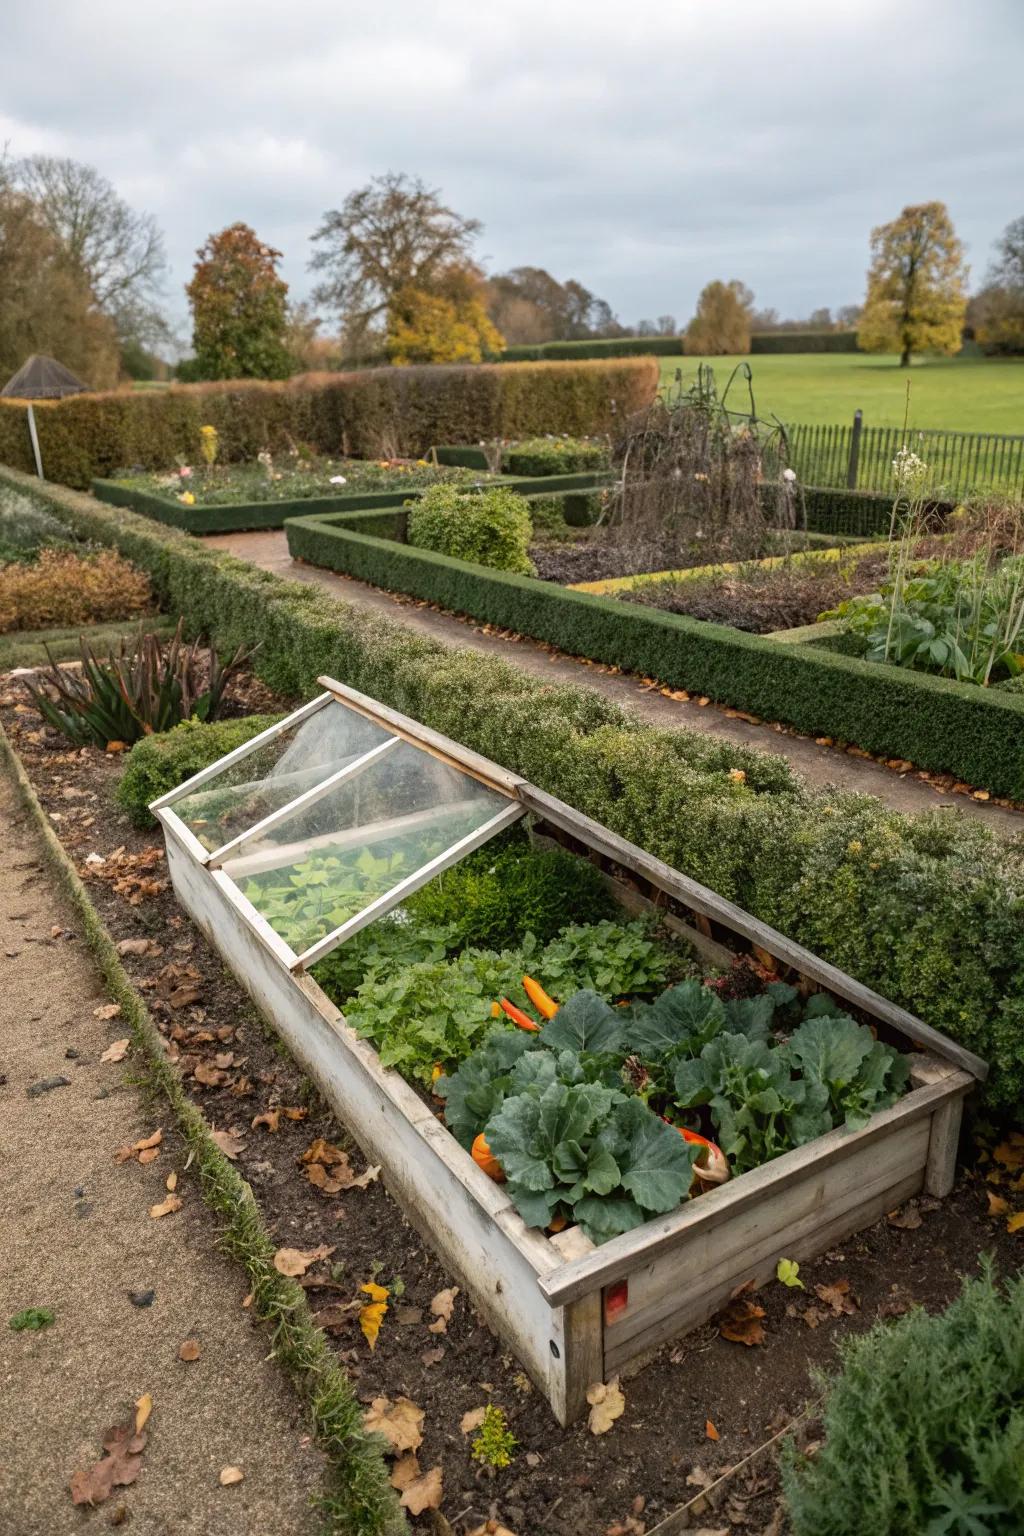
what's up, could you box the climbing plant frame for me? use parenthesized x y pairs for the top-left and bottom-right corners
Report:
(153, 676), (985, 1424)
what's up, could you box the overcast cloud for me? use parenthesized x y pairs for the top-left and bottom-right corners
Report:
(2, 0), (1021, 334)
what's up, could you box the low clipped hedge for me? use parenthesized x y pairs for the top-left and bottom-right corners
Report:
(752, 332), (861, 354)
(285, 509), (1024, 802)
(117, 714), (283, 827)
(0, 357), (657, 490)
(93, 469), (609, 535)
(5, 463), (1024, 1114)
(800, 485), (955, 538)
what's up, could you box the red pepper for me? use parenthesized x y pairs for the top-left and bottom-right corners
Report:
(498, 996), (540, 1033)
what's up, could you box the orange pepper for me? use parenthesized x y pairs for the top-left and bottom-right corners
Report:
(522, 975), (559, 1020)
(498, 997), (540, 1032)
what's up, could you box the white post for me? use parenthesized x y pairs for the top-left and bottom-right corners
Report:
(26, 405), (44, 480)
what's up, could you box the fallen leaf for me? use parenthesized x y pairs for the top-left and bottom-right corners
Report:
(359, 1281), (389, 1349)
(193, 1061), (226, 1087)
(705, 1419), (719, 1440)
(427, 1286), (459, 1334)
(421, 1346), (445, 1367)
(252, 1109), (281, 1133)
(460, 1406), (488, 1435)
(993, 1134), (1024, 1171)
(116, 938), (163, 958)
(776, 1258), (804, 1289)
(467, 1524), (519, 1536)
(272, 1244), (335, 1277)
(587, 1378), (626, 1435)
(389, 1453), (421, 1491)
(165, 1172), (177, 1192)
(301, 1137), (349, 1166)
(100, 1038), (130, 1062)
(134, 1394), (152, 1435)
(396, 1306), (423, 1326)
(136, 1130), (162, 1151)
(716, 1297), (767, 1345)
(1008, 1211), (1024, 1235)
(95, 1005), (122, 1023)
(69, 1417), (148, 1506)
(814, 1279), (859, 1316)
(138, 1148), (160, 1166)
(211, 1129), (245, 1161)
(282, 1106), (308, 1121)
(219, 1466), (244, 1486)
(987, 1191), (1009, 1217)
(886, 1203), (923, 1230)
(178, 1339), (201, 1361)
(801, 1305), (830, 1329)
(364, 1396), (424, 1453)
(399, 1464), (443, 1515)
(149, 1195), (182, 1219)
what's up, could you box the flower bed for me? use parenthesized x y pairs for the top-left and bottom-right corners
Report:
(114, 455), (492, 508)
(151, 677), (981, 1424)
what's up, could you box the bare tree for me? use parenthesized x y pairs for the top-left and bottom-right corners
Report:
(309, 171), (481, 335)
(15, 155), (167, 342)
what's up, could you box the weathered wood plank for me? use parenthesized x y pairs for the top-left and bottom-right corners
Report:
(605, 1169), (923, 1376)
(538, 1076), (966, 1308)
(519, 783), (988, 1082)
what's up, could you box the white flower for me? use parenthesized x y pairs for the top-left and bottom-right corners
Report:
(783, 467), (797, 482)
(329, 475), (347, 486)
(892, 446), (928, 486)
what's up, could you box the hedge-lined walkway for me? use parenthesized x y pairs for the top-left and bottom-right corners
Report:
(208, 528), (1023, 831)
(0, 766), (325, 1533)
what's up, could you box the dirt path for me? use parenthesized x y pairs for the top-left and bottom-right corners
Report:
(206, 529), (1023, 832)
(0, 767), (325, 1534)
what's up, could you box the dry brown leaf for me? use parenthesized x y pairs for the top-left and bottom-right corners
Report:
(211, 1128), (245, 1161)
(994, 1134), (1024, 1171)
(301, 1137), (348, 1166)
(136, 1129), (162, 1150)
(1008, 1211), (1024, 1235)
(427, 1286), (459, 1334)
(95, 1006), (123, 1024)
(178, 1339), (201, 1362)
(282, 1106), (308, 1121)
(801, 1305), (830, 1329)
(137, 1148), (160, 1166)
(116, 938), (163, 958)
(69, 1418), (148, 1506)
(100, 1037), (129, 1062)
(587, 1378), (625, 1435)
(305, 1162), (345, 1195)
(272, 1244), (335, 1277)
(193, 1061), (226, 1087)
(987, 1191), (1009, 1217)
(705, 1418), (719, 1440)
(134, 1394), (152, 1435)
(165, 1172), (178, 1192)
(359, 1281), (389, 1350)
(814, 1279), (859, 1316)
(364, 1396), (424, 1453)
(149, 1194), (182, 1219)
(389, 1453), (421, 1491)
(886, 1204), (923, 1230)
(467, 1523), (519, 1536)
(420, 1346), (445, 1367)
(252, 1109), (282, 1133)
(716, 1297), (767, 1345)
(399, 1464), (443, 1516)
(460, 1406), (488, 1435)
(219, 1466), (244, 1486)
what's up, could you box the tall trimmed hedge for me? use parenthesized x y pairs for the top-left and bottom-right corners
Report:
(4, 463), (1024, 1113)
(751, 332), (861, 354)
(0, 358), (657, 490)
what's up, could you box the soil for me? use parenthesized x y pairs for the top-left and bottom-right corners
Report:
(529, 531), (713, 587)
(4, 676), (1022, 1536)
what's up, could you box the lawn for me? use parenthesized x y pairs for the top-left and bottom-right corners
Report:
(658, 352), (1024, 434)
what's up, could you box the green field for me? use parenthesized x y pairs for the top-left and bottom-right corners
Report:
(657, 353), (1024, 435)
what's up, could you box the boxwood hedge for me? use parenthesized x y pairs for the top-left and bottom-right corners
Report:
(4, 463), (1024, 1113)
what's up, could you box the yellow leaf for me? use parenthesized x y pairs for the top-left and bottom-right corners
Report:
(134, 1393), (153, 1435)
(1007, 1211), (1024, 1234)
(776, 1258), (804, 1289)
(360, 1291), (389, 1350)
(987, 1191), (1009, 1217)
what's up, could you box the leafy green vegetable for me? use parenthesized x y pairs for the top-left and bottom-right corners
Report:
(539, 990), (625, 1056)
(438, 1029), (537, 1148)
(781, 1014), (910, 1131)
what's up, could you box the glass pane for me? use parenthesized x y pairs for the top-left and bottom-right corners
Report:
(173, 702), (392, 853)
(222, 739), (508, 956)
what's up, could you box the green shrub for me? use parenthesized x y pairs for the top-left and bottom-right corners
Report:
(0, 487), (74, 562)
(501, 337), (680, 361)
(407, 484), (535, 574)
(0, 358), (658, 489)
(406, 837), (616, 948)
(782, 1260), (1024, 1535)
(8, 467), (1023, 1112)
(117, 714), (283, 827)
(504, 436), (610, 476)
(0, 548), (152, 633)
(751, 331), (860, 354)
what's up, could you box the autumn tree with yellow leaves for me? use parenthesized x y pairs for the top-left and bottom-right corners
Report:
(858, 202), (967, 366)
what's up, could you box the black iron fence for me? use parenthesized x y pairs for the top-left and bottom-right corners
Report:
(786, 414), (1024, 500)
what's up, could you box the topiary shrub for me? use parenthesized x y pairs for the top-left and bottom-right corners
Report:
(116, 713), (283, 827)
(782, 1260), (1024, 1535)
(406, 836), (616, 948)
(407, 483), (535, 574)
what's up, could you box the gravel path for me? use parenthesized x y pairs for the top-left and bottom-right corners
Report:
(0, 766), (325, 1534)
(207, 528), (1023, 832)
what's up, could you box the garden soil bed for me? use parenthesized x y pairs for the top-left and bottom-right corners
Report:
(2, 674), (1020, 1536)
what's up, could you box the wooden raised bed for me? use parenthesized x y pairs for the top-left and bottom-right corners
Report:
(153, 677), (984, 1425)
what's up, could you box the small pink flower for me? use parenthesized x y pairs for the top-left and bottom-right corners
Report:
(179, 466), (193, 478)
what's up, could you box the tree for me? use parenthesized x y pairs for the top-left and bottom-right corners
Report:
(0, 170), (119, 387)
(14, 155), (167, 355)
(972, 216), (1024, 355)
(310, 172), (481, 342)
(857, 202), (967, 366)
(387, 263), (504, 364)
(185, 223), (292, 380)
(657, 315), (678, 336)
(684, 280), (754, 355)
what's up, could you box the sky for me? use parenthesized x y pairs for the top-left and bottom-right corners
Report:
(2, 0), (1022, 338)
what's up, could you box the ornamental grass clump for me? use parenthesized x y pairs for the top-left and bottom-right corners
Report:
(782, 1260), (1024, 1536)
(407, 483), (535, 574)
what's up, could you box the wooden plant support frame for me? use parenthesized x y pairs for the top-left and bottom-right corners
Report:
(154, 676), (984, 1425)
